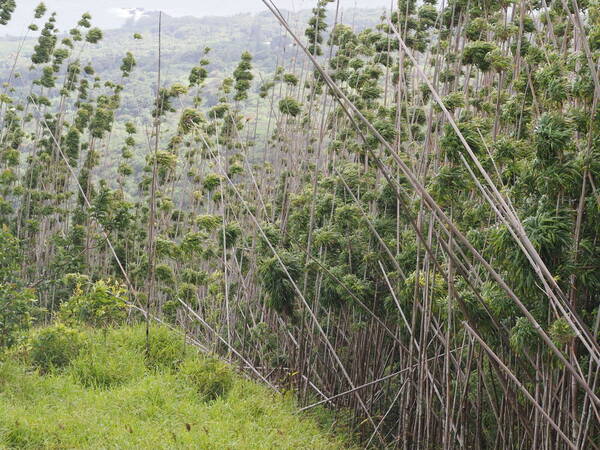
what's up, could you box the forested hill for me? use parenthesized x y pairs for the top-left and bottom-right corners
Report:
(0, 7), (384, 182)
(0, 8), (384, 114)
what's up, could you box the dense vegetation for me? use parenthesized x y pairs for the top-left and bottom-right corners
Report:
(1, 0), (599, 448)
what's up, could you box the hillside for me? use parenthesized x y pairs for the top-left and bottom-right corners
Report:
(1, 0), (599, 448)
(0, 325), (349, 449)
(0, 7), (385, 187)
(0, 8), (385, 109)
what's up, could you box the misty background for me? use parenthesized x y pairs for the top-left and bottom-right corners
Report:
(1, 0), (392, 36)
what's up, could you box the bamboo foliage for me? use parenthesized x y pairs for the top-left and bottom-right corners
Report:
(1, 0), (600, 448)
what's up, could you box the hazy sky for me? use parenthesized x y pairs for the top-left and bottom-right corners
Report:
(2, 0), (392, 36)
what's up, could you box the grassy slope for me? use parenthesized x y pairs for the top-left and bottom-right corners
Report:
(0, 326), (348, 449)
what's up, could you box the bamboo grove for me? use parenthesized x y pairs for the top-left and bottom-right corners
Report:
(1, 0), (599, 447)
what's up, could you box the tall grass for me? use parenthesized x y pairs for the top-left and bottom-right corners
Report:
(0, 325), (350, 449)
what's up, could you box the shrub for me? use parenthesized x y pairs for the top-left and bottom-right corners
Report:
(69, 342), (144, 388)
(30, 324), (83, 372)
(0, 230), (40, 348)
(119, 325), (186, 370)
(179, 356), (234, 401)
(0, 360), (19, 392)
(0, 283), (38, 348)
(59, 279), (128, 328)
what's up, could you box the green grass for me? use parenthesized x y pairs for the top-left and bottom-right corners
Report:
(0, 325), (349, 449)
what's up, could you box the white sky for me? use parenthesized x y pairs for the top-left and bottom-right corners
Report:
(1, 0), (393, 36)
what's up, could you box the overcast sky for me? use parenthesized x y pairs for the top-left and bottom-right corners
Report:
(1, 0), (392, 36)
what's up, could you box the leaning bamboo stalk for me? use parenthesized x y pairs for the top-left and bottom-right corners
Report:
(463, 321), (578, 450)
(176, 298), (278, 389)
(299, 345), (467, 412)
(145, 11), (163, 356)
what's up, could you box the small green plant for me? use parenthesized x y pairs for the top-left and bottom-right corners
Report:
(119, 325), (186, 370)
(59, 278), (128, 328)
(0, 229), (40, 348)
(0, 283), (38, 348)
(1, 420), (46, 448)
(179, 356), (234, 401)
(29, 324), (83, 372)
